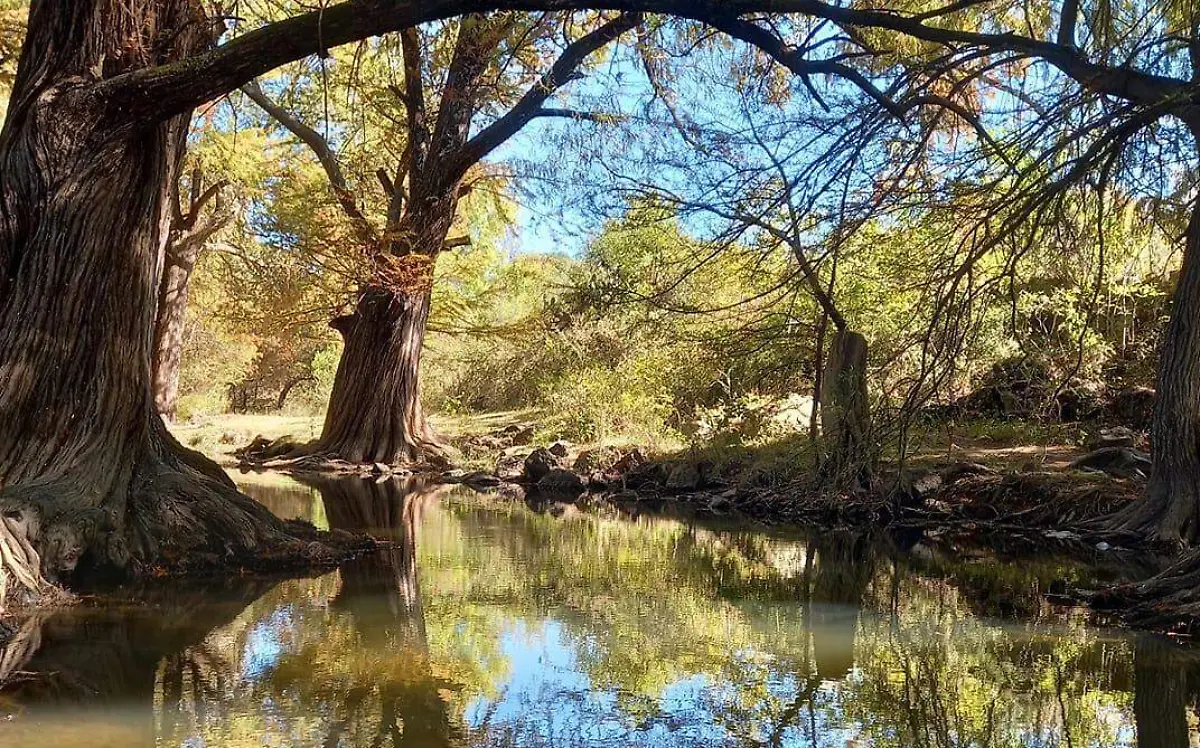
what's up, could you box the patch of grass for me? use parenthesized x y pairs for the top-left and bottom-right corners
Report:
(170, 408), (548, 465)
(680, 434), (819, 488)
(169, 414), (324, 464)
(953, 418), (1084, 446)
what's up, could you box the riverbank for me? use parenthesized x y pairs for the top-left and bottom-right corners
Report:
(177, 411), (1192, 628)
(196, 412), (1143, 533)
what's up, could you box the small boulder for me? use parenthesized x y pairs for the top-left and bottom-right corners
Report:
(472, 434), (506, 450)
(505, 424), (536, 446)
(666, 462), (703, 491)
(611, 448), (648, 475)
(524, 448), (562, 483)
(1108, 387), (1155, 430)
(496, 452), (527, 482)
(537, 468), (586, 495)
(373, 462), (393, 475)
(573, 446), (623, 474)
(549, 441), (572, 458)
(624, 461), (669, 489)
(441, 469), (466, 483)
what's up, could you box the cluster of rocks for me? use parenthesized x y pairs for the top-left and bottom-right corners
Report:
(443, 439), (736, 511)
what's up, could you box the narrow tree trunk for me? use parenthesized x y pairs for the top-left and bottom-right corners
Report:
(274, 375), (313, 411)
(152, 254), (197, 420)
(0, 0), (361, 606)
(819, 329), (872, 479)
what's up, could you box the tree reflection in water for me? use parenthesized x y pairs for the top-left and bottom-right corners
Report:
(0, 475), (1198, 746)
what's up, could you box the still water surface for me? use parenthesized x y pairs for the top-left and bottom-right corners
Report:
(0, 474), (1196, 747)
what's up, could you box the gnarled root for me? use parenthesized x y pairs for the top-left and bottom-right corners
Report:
(0, 424), (375, 611)
(1092, 547), (1200, 631)
(0, 515), (62, 613)
(236, 432), (455, 476)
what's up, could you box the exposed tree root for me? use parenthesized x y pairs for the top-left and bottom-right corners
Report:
(0, 519), (62, 613)
(1092, 548), (1200, 632)
(235, 433), (454, 476)
(0, 423), (376, 613)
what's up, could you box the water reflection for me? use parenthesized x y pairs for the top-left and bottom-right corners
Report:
(0, 475), (1197, 746)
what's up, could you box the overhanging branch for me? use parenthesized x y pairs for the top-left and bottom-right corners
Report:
(93, 0), (1194, 128)
(243, 80), (380, 248)
(450, 12), (642, 181)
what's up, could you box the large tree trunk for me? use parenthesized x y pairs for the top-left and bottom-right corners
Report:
(317, 196), (458, 467)
(1112, 195), (1200, 544)
(320, 285), (443, 465)
(0, 0), (360, 607)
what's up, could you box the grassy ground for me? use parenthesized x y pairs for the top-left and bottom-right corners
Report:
(170, 409), (544, 466)
(174, 408), (1103, 484)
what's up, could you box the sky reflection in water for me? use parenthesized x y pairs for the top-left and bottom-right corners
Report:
(0, 473), (1189, 747)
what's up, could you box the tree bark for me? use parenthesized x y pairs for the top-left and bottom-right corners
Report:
(152, 251), (197, 420)
(0, 0), (362, 607)
(1112, 192), (1200, 544)
(320, 285), (442, 465)
(152, 175), (228, 421)
(312, 88), (466, 467)
(819, 329), (872, 479)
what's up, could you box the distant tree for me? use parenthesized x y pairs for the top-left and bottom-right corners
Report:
(243, 12), (641, 466)
(153, 163), (231, 419)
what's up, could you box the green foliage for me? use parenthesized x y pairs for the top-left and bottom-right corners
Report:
(421, 203), (815, 445)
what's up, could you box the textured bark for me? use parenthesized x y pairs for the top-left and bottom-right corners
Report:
(152, 175), (229, 420)
(152, 252), (196, 419)
(1110, 195), (1200, 544)
(819, 330), (871, 477)
(0, 0), (362, 607)
(320, 286), (443, 465)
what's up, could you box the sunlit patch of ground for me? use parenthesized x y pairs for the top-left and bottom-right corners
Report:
(169, 409), (545, 466)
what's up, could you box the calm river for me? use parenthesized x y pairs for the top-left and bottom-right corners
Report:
(0, 473), (1194, 747)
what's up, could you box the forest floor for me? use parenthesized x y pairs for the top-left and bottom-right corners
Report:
(170, 409), (543, 466)
(178, 410), (1138, 535)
